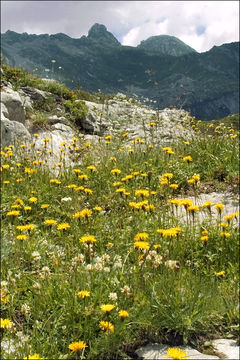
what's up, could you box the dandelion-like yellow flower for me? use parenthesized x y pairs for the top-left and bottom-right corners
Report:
(7, 210), (20, 217)
(77, 290), (90, 299)
(100, 304), (115, 313)
(0, 289), (9, 304)
(87, 165), (96, 171)
(79, 235), (96, 244)
(135, 189), (150, 197)
(84, 188), (93, 195)
(16, 224), (36, 232)
(29, 197), (37, 203)
(165, 347), (189, 359)
(0, 318), (13, 329)
(73, 209), (92, 219)
(23, 354), (43, 360)
(118, 310), (129, 318)
(183, 155), (192, 163)
(134, 241), (150, 250)
(201, 236), (208, 243)
(111, 168), (121, 175)
(41, 204), (49, 209)
(57, 223), (70, 230)
(16, 234), (28, 240)
(134, 232), (149, 241)
(220, 232), (231, 238)
(44, 219), (57, 226)
(99, 320), (114, 332)
(68, 341), (87, 353)
(214, 203), (224, 213)
(216, 271), (225, 277)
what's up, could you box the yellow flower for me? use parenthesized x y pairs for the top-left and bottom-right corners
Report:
(216, 271), (225, 277)
(201, 201), (213, 209)
(16, 234), (28, 240)
(157, 227), (181, 237)
(23, 354), (43, 360)
(41, 204), (49, 209)
(0, 318), (13, 329)
(118, 310), (129, 318)
(111, 168), (121, 175)
(122, 132), (128, 137)
(57, 223), (70, 230)
(134, 241), (150, 250)
(24, 206), (32, 211)
(6, 210), (20, 217)
(73, 209), (92, 219)
(220, 232), (231, 238)
(135, 189), (150, 197)
(29, 197), (37, 203)
(100, 304), (115, 313)
(67, 184), (77, 189)
(79, 235), (96, 244)
(68, 341), (87, 353)
(183, 155), (192, 163)
(105, 135), (112, 140)
(187, 205), (199, 213)
(214, 203), (224, 213)
(165, 347), (188, 359)
(84, 188), (93, 195)
(0, 289), (9, 304)
(87, 165), (96, 171)
(73, 168), (81, 174)
(201, 236), (208, 243)
(99, 320), (114, 332)
(16, 224), (35, 231)
(94, 206), (103, 211)
(44, 219), (57, 226)
(77, 290), (90, 299)
(134, 233), (149, 242)
(170, 184), (178, 189)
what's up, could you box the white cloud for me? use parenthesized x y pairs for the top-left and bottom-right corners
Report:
(1, 1), (239, 52)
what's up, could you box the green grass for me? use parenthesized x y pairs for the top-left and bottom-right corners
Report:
(1, 112), (239, 359)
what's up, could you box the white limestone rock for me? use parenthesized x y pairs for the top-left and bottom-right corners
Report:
(135, 343), (220, 359)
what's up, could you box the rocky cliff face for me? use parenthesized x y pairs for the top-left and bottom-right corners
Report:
(1, 24), (239, 120)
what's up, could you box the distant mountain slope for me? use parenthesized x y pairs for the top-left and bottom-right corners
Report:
(137, 35), (197, 56)
(1, 24), (239, 120)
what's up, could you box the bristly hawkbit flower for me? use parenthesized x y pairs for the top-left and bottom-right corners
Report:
(16, 224), (36, 232)
(214, 203), (224, 213)
(165, 347), (189, 359)
(16, 234), (28, 240)
(73, 209), (92, 219)
(216, 271), (225, 277)
(79, 235), (96, 244)
(0, 318), (13, 329)
(99, 320), (114, 332)
(220, 232), (231, 238)
(134, 241), (150, 250)
(23, 354), (44, 360)
(44, 219), (57, 226)
(6, 210), (20, 217)
(183, 155), (192, 163)
(29, 197), (38, 203)
(118, 310), (129, 318)
(68, 341), (87, 353)
(135, 189), (150, 198)
(201, 236), (208, 243)
(100, 304), (115, 313)
(57, 223), (70, 230)
(77, 290), (90, 299)
(134, 233), (149, 241)
(111, 168), (121, 175)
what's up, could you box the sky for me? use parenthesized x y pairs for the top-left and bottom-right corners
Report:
(1, 1), (239, 52)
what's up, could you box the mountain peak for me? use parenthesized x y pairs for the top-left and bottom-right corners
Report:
(87, 23), (120, 46)
(137, 35), (197, 56)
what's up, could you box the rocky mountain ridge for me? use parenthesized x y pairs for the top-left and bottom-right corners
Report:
(1, 24), (239, 121)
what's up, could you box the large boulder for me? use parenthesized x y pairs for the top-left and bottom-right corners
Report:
(1, 117), (31, 147)
(1, 84), (26, 124)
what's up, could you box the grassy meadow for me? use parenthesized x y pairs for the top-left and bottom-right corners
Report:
(1, 70), (239, 359)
